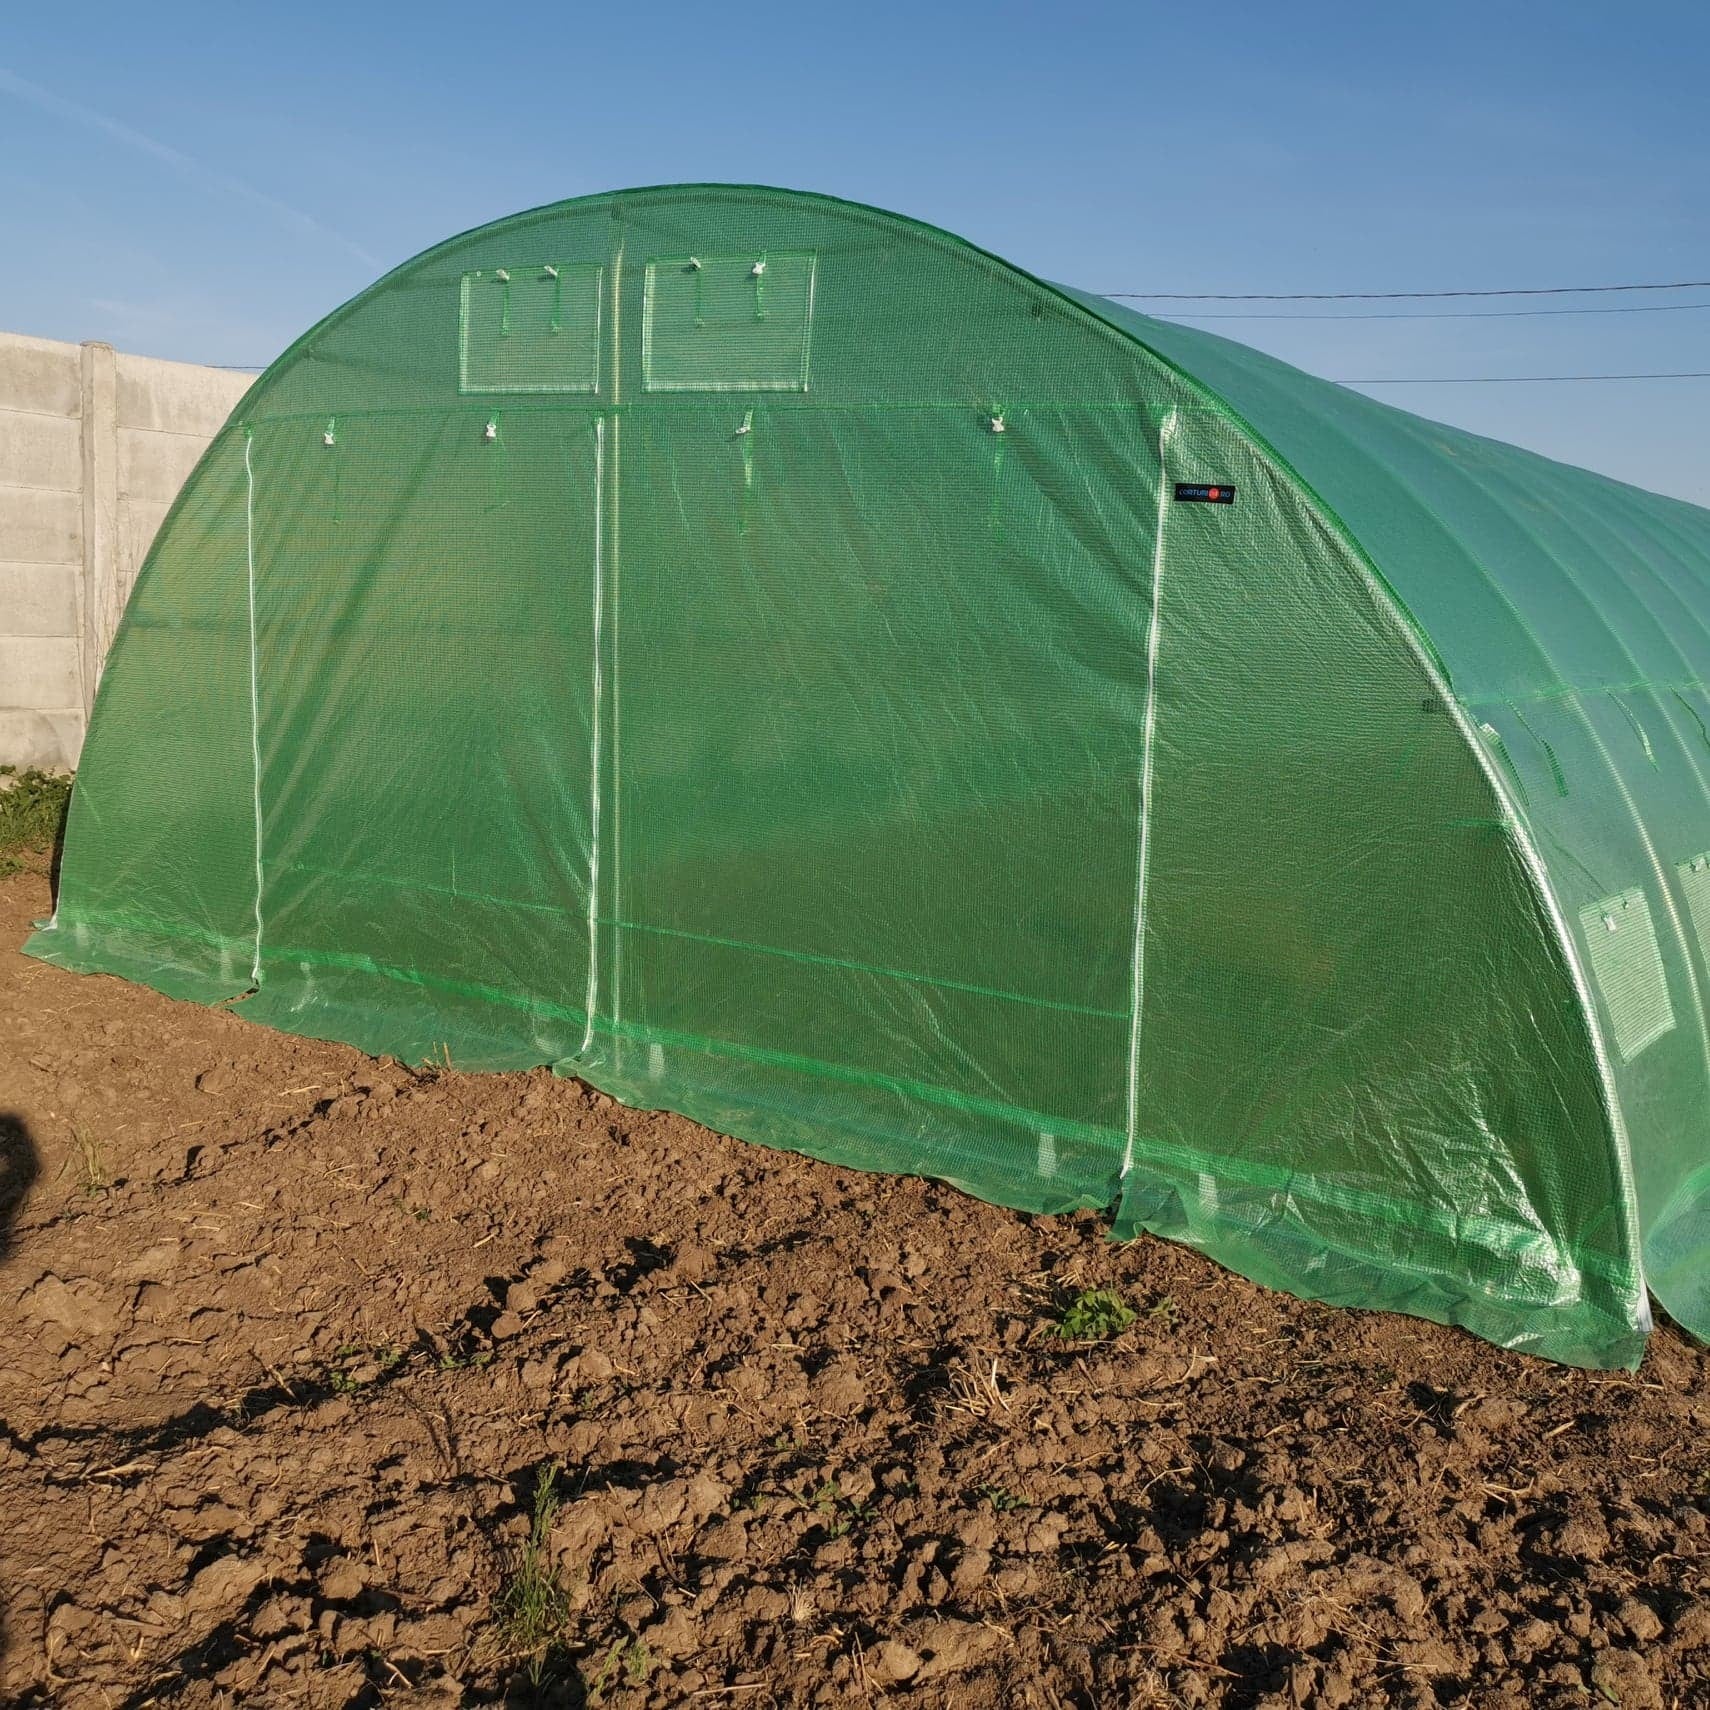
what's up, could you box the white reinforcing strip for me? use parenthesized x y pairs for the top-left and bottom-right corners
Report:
(578, 417), (606, 1058)
(607, 237), (626, 1055)
(1122, 407), (1179, 1182)
(243, 429), (264, 988)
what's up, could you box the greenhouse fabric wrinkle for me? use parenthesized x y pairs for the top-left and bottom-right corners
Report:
(27, 184), (1710, 1369)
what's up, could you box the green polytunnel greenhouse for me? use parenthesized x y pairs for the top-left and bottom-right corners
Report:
(29, 184), (1710, 1368)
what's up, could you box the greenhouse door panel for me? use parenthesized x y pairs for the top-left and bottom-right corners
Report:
(610, 404), (1160, 1197)
(246, 411), (604, 1059)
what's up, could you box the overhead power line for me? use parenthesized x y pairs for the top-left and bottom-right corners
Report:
(1338, 371), (1710, 385)
(1103, 278), (1710, 302)
(1159, 300), (1710, 322)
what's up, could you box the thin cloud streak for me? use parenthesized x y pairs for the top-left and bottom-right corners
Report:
(0, 67), (380, 269)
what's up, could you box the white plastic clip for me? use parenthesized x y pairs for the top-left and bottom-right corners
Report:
(484, 420), (498, 442)
(542, 264), (558, 278)
(989, 414), (1006, 434)
(493, 268), (510, 282)
(750, 259), (766, 278)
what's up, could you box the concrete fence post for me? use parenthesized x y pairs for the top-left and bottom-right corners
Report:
(78, 341), (119, 720)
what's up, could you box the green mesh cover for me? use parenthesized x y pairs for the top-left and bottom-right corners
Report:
(30, 184), (1710, 1369)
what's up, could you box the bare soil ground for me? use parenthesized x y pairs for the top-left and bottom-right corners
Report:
(3, 866), (1710, 1709)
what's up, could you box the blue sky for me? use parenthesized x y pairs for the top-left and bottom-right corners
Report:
(4, 1), (1707, 502)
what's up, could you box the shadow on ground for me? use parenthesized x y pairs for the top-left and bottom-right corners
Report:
(0, 1112), (41, 1692)
(0, 1113), (37, 1264)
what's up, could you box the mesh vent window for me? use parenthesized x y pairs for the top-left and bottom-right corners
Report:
(1579, 887), (1675, 1063)
(459, 264), (603, 393)
(642, 252), (816, 392)
(1677, 853), (1710, 966)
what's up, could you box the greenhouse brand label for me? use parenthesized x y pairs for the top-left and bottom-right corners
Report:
(1174, 483), (1236, 504)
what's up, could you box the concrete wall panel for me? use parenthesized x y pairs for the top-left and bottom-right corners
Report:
(0, 407), (82, 495)
(0, 636), (81, 709)
(117, 425), (216, 502)
(0, 708), (84, 770)
(1, 334), (252, 767)
(1, 487), (81, 568)
(0, 332), (80, 417)
(0, 562), (79, 637)
(116, 351), (249, 437)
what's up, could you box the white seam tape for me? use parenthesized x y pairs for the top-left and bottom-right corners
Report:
(580, 416), (606, 1058)
(244, 429), (264, 988)
(1122, 406), (1178, 1184)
